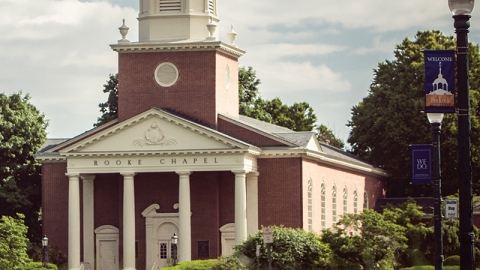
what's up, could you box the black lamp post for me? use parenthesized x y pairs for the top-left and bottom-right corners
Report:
(428, 113), (444, 270)
(42, 235), (49, 268)
(449, 0), (475, 268)
(171, 233), (178, 266)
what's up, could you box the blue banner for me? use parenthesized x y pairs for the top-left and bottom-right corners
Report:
(423, 50), (455, 113)
(411, 144), (431, 184)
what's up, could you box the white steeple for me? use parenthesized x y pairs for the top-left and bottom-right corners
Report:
(138, 0), (219, 43)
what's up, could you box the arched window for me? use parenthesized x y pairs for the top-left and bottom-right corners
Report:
(321, 183), (326, 229)
(363, 191), (369, 209)
(332, 185), (337, 223)
(353, 190), (358, 214)
(343, 187), (348, 216)
(308, 179), (313, 231)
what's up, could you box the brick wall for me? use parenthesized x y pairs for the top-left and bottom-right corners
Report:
(42, 162), (68, 254)
(301, 158), (386, 233)
(257, 158), (303, 228)
(118, 50), (239, 127)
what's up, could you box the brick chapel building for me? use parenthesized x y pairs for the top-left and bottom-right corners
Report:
(36, 1), (388, 269)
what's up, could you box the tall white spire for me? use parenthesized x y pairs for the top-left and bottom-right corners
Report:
(138, 0), (219, 43)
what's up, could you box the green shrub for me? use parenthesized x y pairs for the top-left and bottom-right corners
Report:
(0, 215), (32, 269)
(161, 259), (217, 269)
(24, 261), (58, 269)
(211, 256), (247, 270)
(444, 255), (460, 266)
(235, 226), (331, 270)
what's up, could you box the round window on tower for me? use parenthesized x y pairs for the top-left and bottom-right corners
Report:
(154, 62), (179, 87)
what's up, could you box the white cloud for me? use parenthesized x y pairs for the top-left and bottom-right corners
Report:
(255, 61), (351, 95)
(0, 0), (138, 138)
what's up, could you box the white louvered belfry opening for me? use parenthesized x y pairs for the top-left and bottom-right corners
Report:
(208, 0), (215, 14)
(159, 0), (181, 12)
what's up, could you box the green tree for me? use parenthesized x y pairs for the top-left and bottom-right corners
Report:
(235, 226), (332, 270)
(316, 124), (345, 148)
(347, 30), (480, 197)
(321, 209), (407, 270)
(94, 73), (118, 127)
(0, 214), (32, 269)
(96, 68), (341, 139)
(0, 92), (47, 241)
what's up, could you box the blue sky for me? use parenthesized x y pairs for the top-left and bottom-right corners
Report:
(2, 0), (480, 146)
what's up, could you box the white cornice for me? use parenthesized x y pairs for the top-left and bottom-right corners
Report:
(260, 149), (388, 177)
(110, 41), (245, 58)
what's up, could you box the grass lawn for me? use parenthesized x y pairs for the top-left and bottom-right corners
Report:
(400, 266), (480, 270)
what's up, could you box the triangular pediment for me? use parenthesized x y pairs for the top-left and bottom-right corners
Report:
(60, 109), (252, 154)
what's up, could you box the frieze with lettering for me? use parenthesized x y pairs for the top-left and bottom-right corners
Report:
(93, 157), (220, 166)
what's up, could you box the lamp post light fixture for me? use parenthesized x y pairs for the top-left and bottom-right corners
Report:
(427, 113), (444, 270)
(42, 235), (49, 268)
(171, 233), (178, 266)
(449, 0), (475, 268)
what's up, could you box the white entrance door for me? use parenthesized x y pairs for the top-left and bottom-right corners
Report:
(157, 240), (177, 268)
(99, 240), (118, 270)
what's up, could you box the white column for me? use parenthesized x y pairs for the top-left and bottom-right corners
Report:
(233, 171), (248, 244)
(177, 171), (191, 262)
(246, 172), (259, 235)
(66, 173), (81, 270)
(81, 174), (95, 268)
(122, 173), (136, 270)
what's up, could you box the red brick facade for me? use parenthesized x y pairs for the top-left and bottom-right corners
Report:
(118, 50), (239, 127)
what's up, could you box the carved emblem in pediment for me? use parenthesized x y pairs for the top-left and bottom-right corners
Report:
(133, 122), (178, 147)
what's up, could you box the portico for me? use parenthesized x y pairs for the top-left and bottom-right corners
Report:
(56, 109), (259, 270)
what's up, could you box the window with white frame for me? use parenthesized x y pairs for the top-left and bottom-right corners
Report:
(343, 187), (348, 216)
(363, 191), (369, 209)
(353, 190), (358, 214)
(308, 179), (313, 231)
(332, 185), (337, 223)
(321, 183), (326, 229)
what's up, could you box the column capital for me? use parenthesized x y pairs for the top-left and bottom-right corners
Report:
(232, 170), (248, 176)
(121, 172), (136, 178)
(80, 174), (96, 181)
(176, 171), (191, 176)
(247, 172), (260, 178)
(65, 173), (80, 178)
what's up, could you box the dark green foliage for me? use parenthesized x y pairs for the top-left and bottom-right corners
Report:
(235, 226), (332, 270)
(95, 73), (118, 127)
(0, 214), (32, 269)
(444, 255), (460, 266)
(316, 124), (345, 148)
(238, 67), (319, 132)
(347, 30), (480, 197)
(29, 244), (67, 268)
(161, 259), (217, 269)
(0, 92), (47, 241)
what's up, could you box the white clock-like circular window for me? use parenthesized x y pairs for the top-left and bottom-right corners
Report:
(224, 64), (230, 89)
(154, 62), (179, 87)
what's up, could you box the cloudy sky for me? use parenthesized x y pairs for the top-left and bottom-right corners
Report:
(2, 0), (480, 146)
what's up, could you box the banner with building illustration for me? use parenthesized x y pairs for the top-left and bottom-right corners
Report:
(411, 144), (431, 184)
(423, 50), (455, 113)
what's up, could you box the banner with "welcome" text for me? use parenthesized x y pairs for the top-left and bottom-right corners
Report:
(423, 50), (455, 113)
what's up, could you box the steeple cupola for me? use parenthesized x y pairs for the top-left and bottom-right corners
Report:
(111, 0), (244, 128)
(138, 0), (219, 42)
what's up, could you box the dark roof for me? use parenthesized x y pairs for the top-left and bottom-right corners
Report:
(374, 197), (434, 215)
